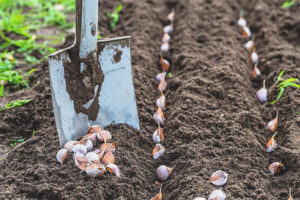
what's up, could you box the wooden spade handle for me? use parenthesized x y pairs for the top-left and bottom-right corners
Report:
(76, 0), (98, 58)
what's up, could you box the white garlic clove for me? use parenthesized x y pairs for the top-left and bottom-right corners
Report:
(156, 165), (174, 181)
(193, 198), (206, 200)
(208, 189), (226, 200)
(156, 94), (166, 110)
(242, 26), (251, 38)
(167, 10), (175, 22)
(152, 144), (165, 160)
(84, 139), (93, 151)
(72, 144), (87, 155)
(97, 130), (112, 142)
(106, 163), (121, 177)
(160, 42), (169, 52)
(267, 111), (278, 132)
(64, 141), (77, 151)
(74, 155), (88, 171)
(153, 107), (165, 125)
(237, 17), (247, 27)
(251, 64), (261, 79)
(256, 80), (267, 103)
(156, 72), (167, 82)
(158, 79), (167, 92)
(152, 128), (164, 144)
(56, 148), (69, 164)
(163, 24), (173, 34)
(250, 51), (258, 64)
(210, 170), (228, 186)
(244, 40), (254, 52)
(86, 163), (106, 177)
(162, 33), (171, 43)
(85, 152), (100, 162)
(269, 162), (284, 175)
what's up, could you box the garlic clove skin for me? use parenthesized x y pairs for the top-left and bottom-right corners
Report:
(156, 94), (166, 110)
(97, 130), (112, 143)
(242, 26), (251, 38)
(237, 17), (247, 27)
(208, 189), (226, 200)
(158, 79), (167, 92)
(250, 51), (258, 64)
(72, 144), (87, 155)
(86, 163), (106, 177)
(101, 150), (115, 165)
(269, 162), (284, 175)
(152, 144), (165, 160)
(163, 24), (174, 34)
(193, 198), (206, 200)
(267, 111), (278, 132)
(56, 148), (69, 164)
(85, 152), (100, 163)
(160, 42), (169, 52)
(162, 33), (171, 43)
(156, 72), (167, 82)
(64, 141), (77, 151)
(106, 163), (121, 177)
(153, 107), (165, 125)
(244, 40), (254, 52)
(152, 128), (164, 144)
(156, 165), (174, 181)
(210, 170), (228, 186)
(160, 57), (170, 72)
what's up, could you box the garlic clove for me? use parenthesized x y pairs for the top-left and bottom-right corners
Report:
(210, 170), (228, 186)
(161, 42), (169, 52)
(256, 80), (268, 103)
(85, 152), (100, 163)
(106, 163), (121, 177)
(101, 150), (115, 165)
(152, 144), (166, 160)
(56, 148), (69, 164)
(100, 142), (116, 153)
(87, 125), (103, 135)
(72, 143), (87, 155)
(64, 141), (77, 151)
(74, 155), (88, 171)
(288, 187), (293, 200)
(162, 33), (171, 43)
(163, 24), (174, 34)
(193, 198), (206, 200)
(244, 40), (254, 52)
(156, 72), (167, 82)
(97, 130), (112, 143)
(158, 79), (167, 92)
(250, 51), (258, 64)
(266, 131), (278, 153)
(156, 165), (174, 181)
(269, 162), (284, 175)
(167, 9), (175, 22)
(242, 26), (251, 38)
(251, 64), (261, 79)
(208, 189), (226, 200)
(156, 94), (166, 110)
(152, 128), (164, 144)
(267, 111), (279, 132)
(151, 185), (163, 200)
(237, 17), (247, 27)
(153, 107), (165, 125)
(160, 56), (170, 72)
(82, 139), (93, 151)
(86, 163), (106, 177)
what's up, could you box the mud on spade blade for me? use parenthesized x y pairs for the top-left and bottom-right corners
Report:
(48, 0), (139, 146)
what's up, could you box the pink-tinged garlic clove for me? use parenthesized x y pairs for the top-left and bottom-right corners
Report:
(56, 148), (69, 164)
(100, 143), (116, 153)
(237, 17), (247, 27)
(85, 152), (100, 163)
(72, 144), (87, 155)
(163, 24), (173, 34)
(84, 139), (93, 151)
(153, 107), (165, 125)
(242, 26), (251, 38)
(251, 64), (261, 79)
(86, 163), (106, 177)
(256, 80), (268, 103)
(250, 51), (258, 64)
(74, 155), (88, 171)
(106, 163), (121, 177)
(64, 141), (78, 151)
(160, 57), (170, 72)
(87, 125), (103, 135)
(152, 144), (165, 160)
(267, 111), (279, 132)
(158, 79), (167, 92)
(156, 165), (174, 181)
(162, 33), (171, 43)
(97, 130), (112, 143)
(160, 42), (169, 52)
(151, 185), (163, 200)
(156, 72), (167, 82)
(167, 9), (175, 22)
(210, 170), (228, 186)
(269, 162), (284, 175)
(244, 40), (254, 52)
(156, 94), (166, 110)
(266, 131), (278, 153)
(208, 189), (226, 200)
(101, 150), (115, 165)
(152, 128), (164, 144)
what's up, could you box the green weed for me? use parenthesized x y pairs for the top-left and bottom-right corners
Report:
(107, 4), (123, 30)
(8, 138), (25, 147)
(0, 99), (31, 111)
(281, 0), (296, 8)
(271, 69), (300, 104)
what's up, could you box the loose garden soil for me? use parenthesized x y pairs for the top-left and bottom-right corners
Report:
(0, 0), (299, 199)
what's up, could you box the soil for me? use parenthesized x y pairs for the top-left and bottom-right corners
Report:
(0, 0), (300, 199)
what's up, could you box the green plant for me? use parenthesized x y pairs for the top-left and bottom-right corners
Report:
(281, 0), (296, 8)
(107, 4), (123, 30)
(0, 99), (31, 111)
(8, 138), (24, 147)
(271, 70), (300, 104)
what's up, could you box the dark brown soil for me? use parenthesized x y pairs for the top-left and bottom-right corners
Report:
(0, 0), (300, 199)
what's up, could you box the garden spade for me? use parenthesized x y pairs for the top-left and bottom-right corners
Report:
(48, 0), (139, 146)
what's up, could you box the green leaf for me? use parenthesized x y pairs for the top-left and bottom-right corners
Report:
(0, 84), (4, 97)
(167, 72), (173, 78)
(115, 4), (123, 13)
(271, 88), (285, 104)
(278, 78), (299, 87)
(281, 0), (295, 8)
(276, 69), (285, 83)
(0, 99), (31, 111)
(280, 82), (300, 89)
